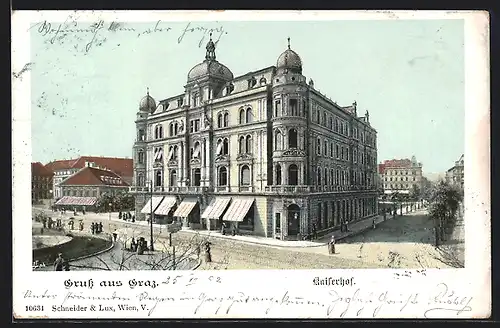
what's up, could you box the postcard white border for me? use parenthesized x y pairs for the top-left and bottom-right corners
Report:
(12, 10), (490, 319)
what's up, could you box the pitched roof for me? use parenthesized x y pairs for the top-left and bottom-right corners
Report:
(381, 159), (413, 169)
(45, 156), (133, 178)
(60, 167), (129, 187)
(31, 162), (54, 177)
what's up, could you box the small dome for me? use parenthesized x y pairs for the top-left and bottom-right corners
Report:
(276, 49), (302, 73)
(187, 60), (234, 83)
(139, 92), (156, 113)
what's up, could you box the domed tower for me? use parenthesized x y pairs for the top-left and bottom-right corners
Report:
(133, 88), (156, 192)
(271, 38), (309, 189)
(185, 33), (234, 106)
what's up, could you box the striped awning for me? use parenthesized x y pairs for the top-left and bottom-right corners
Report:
(154, 196), (177, 215)
(140, 196), (165, 214)
(55, 196), (97, 206)
(201, 197), (231, 220)
(173, 198), (198, 218)
(222, 198), (254, 222)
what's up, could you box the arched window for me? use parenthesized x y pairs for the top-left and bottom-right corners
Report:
(239, 136), (245, 154)
(155, 170), (163, 187)
(174, 122), (178, 135)
(138, 129), (145, 141)
(241, 165), (250, 186)
(169, 123), (174, 136)
(193, 168), (201, 186)
(288, 128), (298, 148)
(276, 164), (282, 185)
(216, 139), (223, 155)
(317, 167), (322, 185)
(275, 130), (282, 150)
(137, 149), (144, 164)
(246, 108), (252, 123)
(223, 138), (229, 155)
(239, 109), (245, 124)
(218, 167), (228, 186)
(246, 135), (252, 154)
(330, 142), (334, 157)
(288, 164), (299, 186)
(323, 112), (327, 125)
(154, 126), (158, 139)
(137, 173), (144, 186)
(158, 125), (163, 138)
(317, 138), (321, 155)
(274, 100), (281, 117)
(289, 99), (298, 116)
(330, 169), (334, 186)
(170, 170), (177, 187)
(324, 168), (328, 185)
(323, 140), (328, 156)
(217, 113), (223, 128)
(173, 145), (178, 161)
(192, 141), (201, 159)
(223, 112), (229, 127)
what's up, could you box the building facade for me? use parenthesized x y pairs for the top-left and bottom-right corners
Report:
(129, 37), (379, 240)
(378, 156), (423, 195)
(55, 166), (130, 209)
(445, 154), (464, 189)
(45, 156), (133, 200)
(31, 162), (54, 203)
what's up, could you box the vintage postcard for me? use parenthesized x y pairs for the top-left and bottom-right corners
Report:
(12, 10), (490, 319)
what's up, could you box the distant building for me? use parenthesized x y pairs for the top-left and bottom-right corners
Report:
(45, 156), (133, 200)
(445, 154), (464, 189)
(54, 166), (130, 210)
(378, 156), (423, 195)
(31, 162), (54, 204)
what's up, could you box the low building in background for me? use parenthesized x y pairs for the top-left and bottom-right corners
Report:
(55, 166), (130, 211)
(445, 154), (464, 189)
(45, 156), (133, 200)
(378, 156), (423, 195)
(31, 162), (54, 204)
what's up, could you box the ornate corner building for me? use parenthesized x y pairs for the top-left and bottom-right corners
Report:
(129, 36), (379, 240)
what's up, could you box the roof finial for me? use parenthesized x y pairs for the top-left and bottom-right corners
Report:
(287, 37), (291, 49)
(209, 32), (212, 40)
(205, 33), (216, 61)
(147, 87), (150, 96)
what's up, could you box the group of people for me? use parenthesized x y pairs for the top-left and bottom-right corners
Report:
(220, 222), (237, 236)
(118, 212), (135, 222)
(90, 222), (103, 234)
(128, 237), (147, 254)
(53, 253), (70, 271)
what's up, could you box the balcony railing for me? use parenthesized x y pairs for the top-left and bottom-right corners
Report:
(129, 186), (213, 193)
(264, 185), (377, 193)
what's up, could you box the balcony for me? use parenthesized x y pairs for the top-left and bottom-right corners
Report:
(129, 186), (213, 194)
(264, 185), (377, 194)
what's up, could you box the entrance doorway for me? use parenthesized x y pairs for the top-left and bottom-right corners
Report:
(287, 204), (300, 236)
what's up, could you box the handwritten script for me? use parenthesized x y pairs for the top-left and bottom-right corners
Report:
(29, 16), (227, 53)
(22, 279), (473, 318)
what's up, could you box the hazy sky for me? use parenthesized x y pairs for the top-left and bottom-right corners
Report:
(29, 18), (464, 173)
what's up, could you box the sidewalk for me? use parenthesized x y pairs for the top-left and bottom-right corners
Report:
(106, 207), (427, 249)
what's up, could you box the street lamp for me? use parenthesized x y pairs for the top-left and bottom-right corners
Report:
(146, 180), (154, 251)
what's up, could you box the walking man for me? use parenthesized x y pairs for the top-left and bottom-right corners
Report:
(329, 235), (336, 255)
(312, 223), (317, 240)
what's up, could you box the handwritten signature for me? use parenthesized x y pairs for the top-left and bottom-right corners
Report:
(29, 18), (227, 53)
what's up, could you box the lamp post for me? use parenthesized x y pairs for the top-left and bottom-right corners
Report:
(147, 180), (154, 251)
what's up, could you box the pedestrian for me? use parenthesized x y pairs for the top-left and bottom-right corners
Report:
(130, 238), (136, 252)
(231, 225), (236, 236)
(312, 223), (317, 240)
(372, 218), (376, 229)
(329, 235), (336, 254)
(112, 230), (118, 243)
(196, 243), (201, 259)
(221, 222), (227, 235)
(91, 222), (95, 235)
(40, 227), (44, 235)
(54, 253), (64, 271)
(119, 212), (122, 220)
(79, 221), (84, 231)
(204, 241), (212, 263)
(345, 221), (349, 232)
(99, 222), (103, 234)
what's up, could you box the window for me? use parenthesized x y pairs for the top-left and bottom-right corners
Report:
(246, 108), (253, 123)
(274, 100), (281, 117)
(336, 144), (340, 159)
(177, 98), (183, 107)
(289, 99), (298, 116)
(354, 149), (357, 163)
(288, 129), (298, 148)
(324, 168), (328, 185)
(138, 129), (145, 141)
(154, 147), (163, 162)
(239, 109), (245, 124)
(241, 165), (251, 185)
(193, 93), (200, 107)
(323, 112), (327, 126)
(330, 142), (334, 157)
(341, 147), (344, 160)
(323, 140), (327, 156)
(192, 141), (201, 159)
(223, 138), (229, 155)
(217, 113), (223, 128)
(155, 170), (163, 187)
(330, 169), (334, 185)
(239, 136), (245, 154)
(316, 110), (320, 123)
(154, 125), (163, 139)
(302, 100), (306, 115)
(335, 119), (339, 132)
(346, 148), (349, 161)
(223, 113), (228, 127)
(288, 164), (299, 185)
(274, 130), (282, 150)
(276, 164), (282, 185)
(246, 135), (252, 153)
(137, 149), (144, 164)
(170, 170), (177, 187)
(329, 117), (333, 130)
(190, 119), (200, 133)
(193, 168), (201, 186)
(317, 138), (321, 155)
(218, 167), (228, 186)
(137, 173), (145, 186)
(317, 167), (322, 185)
